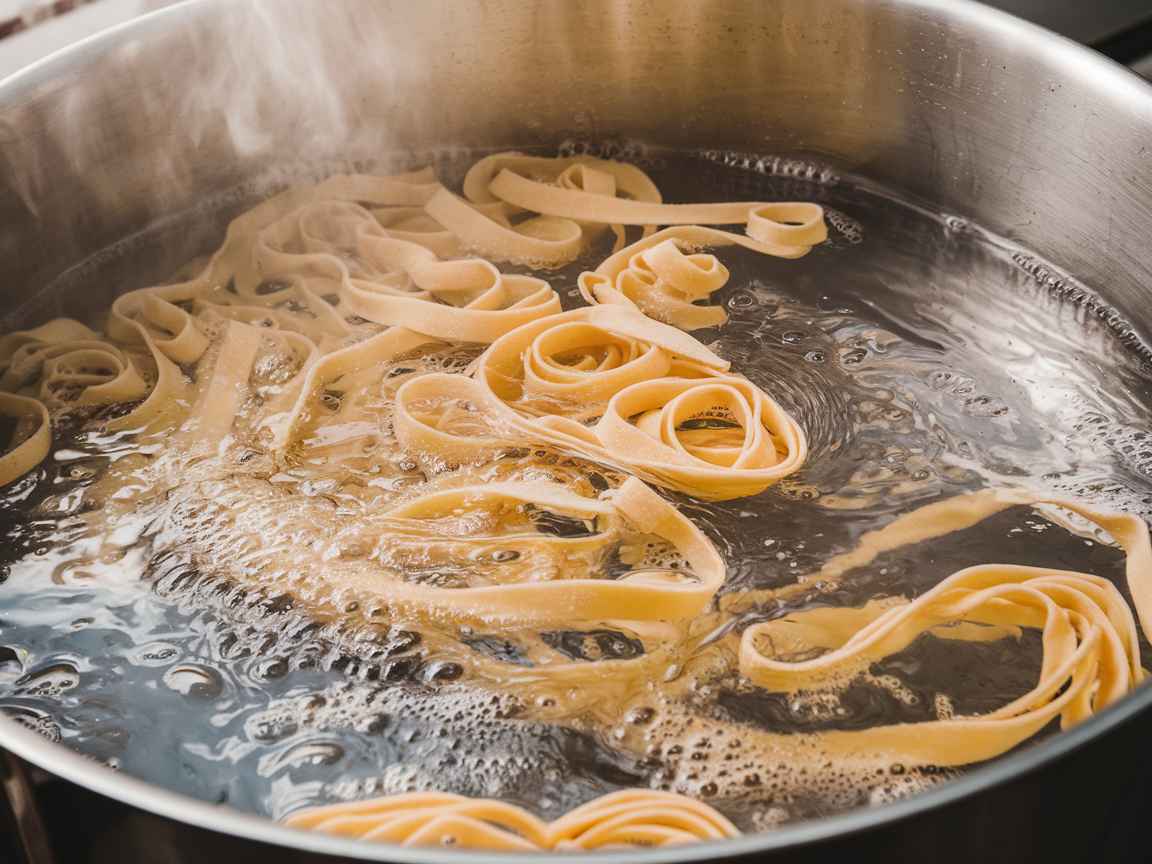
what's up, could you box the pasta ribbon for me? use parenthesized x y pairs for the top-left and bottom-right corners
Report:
(0, 293), (195, 445)
(392, 372), (504, 464)
(739, 492), (1152, 766)
(424, 188), (584, 267)
(0, 392), (50, 486)
(284, 789), (739, 851)
(462, 153), (662, 210)
(578, 221), (827, 332)
(350, 234), (562, 341)
(470, 306), (806, 499)
(284, 792), (550, 851)
(328, 477), (724, 625)
(595, 373), (807, 500)
(579, 238), (730, 330)
(11, 151), (1149, 852)
(465, 151), (665, 254)
(548, 790), (740, 849)
(0, 319), (103, 364)
(372, 206), (464, 258)
(486, 163), (825, 254)
(1, 338), (147, 407)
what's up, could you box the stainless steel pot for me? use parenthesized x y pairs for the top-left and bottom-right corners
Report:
(1, 1), (1151, 861)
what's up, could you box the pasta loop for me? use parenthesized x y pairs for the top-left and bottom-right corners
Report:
(1, 338), (147, 408)
(0, 319), (103, 364)
(424, 187), (584, 267)
(485, 163), (826, 254)
(739, 493), (1152, 766)
(392, 373), (503, 464)
(284, 789), (739, 851)
(596, 374), (807, 500)
(463, 152), (662, 209)
(0, 392), (50, 486)
(17, 153), (1148, 851)
(284, 792), (550, 851)
(548, 790), (740, 850)
(350, 235), (562, 342)
(473, 306), (805, 499)
(328, 477), (724, 625)
(579, 239), (731, 330)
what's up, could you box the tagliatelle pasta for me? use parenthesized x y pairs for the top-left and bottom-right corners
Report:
(464, 151), (664, 253)
(284, 790), (739, 850)
(424, 188), (587, 267)
(579, 237), (731, 330)
(739, 490), (1152, 766)
(488, 170), (825, 239)
(5, 150), (1152, 854)
(2, 340), (148, 407)
(462, 153), (664, 210)
(285, 791), (551, 850)
(476, 154), (825, 254)
(546, 790), (741, 850)
(575, 221), (826, 333)
(463, 305), (807, 500)
(322, 476), (724, 625)
(746, 566), (1135, 765)
(0, 392), (50, 486)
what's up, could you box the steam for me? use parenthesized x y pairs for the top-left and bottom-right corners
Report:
(0, 1), (438, 241)
(0, 0), (449, 305)
(171, 0), (410, 162)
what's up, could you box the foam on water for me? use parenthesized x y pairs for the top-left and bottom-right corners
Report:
(0, 147), (1149, 834)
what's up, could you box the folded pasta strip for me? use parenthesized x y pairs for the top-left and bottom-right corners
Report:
(284, 789), (740, 851)
(740, 491), (1152, 766)
(3, 151), (1149, 852)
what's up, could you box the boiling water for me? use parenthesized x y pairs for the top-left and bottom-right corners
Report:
(0, 147), (1149, 832)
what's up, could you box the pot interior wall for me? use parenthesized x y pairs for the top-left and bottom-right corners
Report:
(2, 1), (1152, 860)
(0, 0), (1150, 333)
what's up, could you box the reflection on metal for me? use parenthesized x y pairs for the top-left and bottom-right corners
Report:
(0, 0), (1151, 861)
(986, 0), (1152, 44)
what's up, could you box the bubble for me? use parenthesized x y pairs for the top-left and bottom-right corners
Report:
(354, 713), (391, 735)
(825, 208), (864, 244)
(698, 150), (840, 185)
(16, 661), (80, 697)
(265, 740), (346, 772)
(250, 657), (289, 681)
(247, 714), (298, 742)
(3, 706), (61, 742)
(0, 646), (23, 678)
(131, 643), (181, 666)
(163, 664), (224, 699)
(2, 145), (1151, 838)
(626, 707), (655, 725)
(840, 347), (868, 366)
(425, 662), (464, 683)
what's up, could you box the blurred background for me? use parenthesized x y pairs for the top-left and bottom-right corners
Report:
(0, 0), (1150, 79)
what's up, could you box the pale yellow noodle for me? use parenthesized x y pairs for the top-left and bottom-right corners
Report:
(5, 153), (1152, 854)
(739, 491), (1151, 766)
(577, 224), (824, 331)
(464, 306), (807, 500)
(0, 392), (50, 486)
(319, 477), (724, 625)
(284, 790), (739, 851)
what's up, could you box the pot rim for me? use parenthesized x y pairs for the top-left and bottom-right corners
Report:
(2, 0), (1151, 861)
